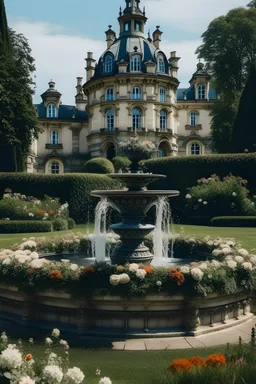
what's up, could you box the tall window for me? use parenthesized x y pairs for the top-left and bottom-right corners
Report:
(106, 109), (115, 131)
(159, 88), (166, 102)
(50, 130), (59, 145)
(49, 161), (60, 174)
(190, 142), (201, 155)
(135, 21), (141, 31)
(105, 55), (113, 73)
(124, 22), (130, 32)
(47, 104), (56, 118)
(157, 56), (165, 73)
(160, 110), (167, 131)
(130, 55), (141, 72)
(106, 88), (114, 101)
(190, 111), (198, 127)
(132, 108), (142, 130)
(198, 85), (205, 100)
(132, 87), (141, 100)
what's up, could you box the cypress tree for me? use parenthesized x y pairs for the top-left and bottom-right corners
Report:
(0, 0), (10, 51)
(232, 66), (256, 153)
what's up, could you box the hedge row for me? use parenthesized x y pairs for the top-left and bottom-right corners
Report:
(211, 216), (256, 227)
(0, 174), (119, 223)
(144, 153), (256, 218)
(0, 221), (53, 233)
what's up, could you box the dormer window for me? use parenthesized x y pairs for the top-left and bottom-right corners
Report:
(47, 104), (56, 118)
(50, 130), (59, 145)
(130, 55), (141, 72)
(132, 87), (141, 100)
(106, 88), (114, 101)
(157, 55), (165, 73)
(104, 55), (113, 73)
(135, 21), (141, 31)
(198, 85), (205, 99)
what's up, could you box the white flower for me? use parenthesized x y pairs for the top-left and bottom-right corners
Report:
(19, 376), (35, 384)
(118, 273), (130, 284)
(109, 275), (120, 286)
(232, 192), (237, 197)
(96, 368), (101, 376)
(203, 201), (208, 205)
(0, 332), (8, 343)
(136, 269), (147, 280)
(2, 258), (12, 265)
(242, 262), (253, 271)
(59, 339), (69, 349)
(43, 365), (63, 383)
(227, 240), (236, 247)
(65, 367), (85, 384)
(99, 378), (112, 384)
(250, 256), (256, 266)
(207, 240), (214, 246)
(28, 213), (34, 217)
(128, 263), (139, 272)
(48, 352), (58, 363)
(51, 328), (60, 338)
(70, 263), (79, 271)
(190, 268), (204, 281)
(198, 199), (203, 203)
(212, 249), (221, 257)
(29, 338), (34, 344)
(30, 258), (47, 269)
(235, 256), (244, 264)
(227, 260), (237, 270)
(199, 262), (208, 271)
(238, 249), (249, 257)
(222, 247), (232, 255)
(156, 280), (162, 286)
(20, 240), (36, 250)
(1, 344), (22, 369)
(185, 194), (192, 199)
(210, 260), (220, 268)
(45, 337), (53, 345)
(30, 252), (39, 260)
(179, 266), (190, 274)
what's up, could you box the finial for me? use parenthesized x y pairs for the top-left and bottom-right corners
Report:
(108, 25), (112, 29)
(119, 6), (122, 16)
(143, 6), (146, 15)
(156, 25), (160, 30)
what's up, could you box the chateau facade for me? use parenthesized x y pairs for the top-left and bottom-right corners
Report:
(32, 0), (216, 174)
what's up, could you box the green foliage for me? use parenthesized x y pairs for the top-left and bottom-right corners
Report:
(0, 221), (52, 233)
(52, 219), (68, 231)
(184, 175), (256, 220)
(232, 67), (256, 153)
(0, 173), (119, 223)
(211, 216), (256, 227)
(83, 158), (114, 174)
(111, 156), (131, 172)
(66, 218), (76, 229)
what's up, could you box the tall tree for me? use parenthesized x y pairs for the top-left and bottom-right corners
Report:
(231, 67), (256, 153)
(0, 0), (39, 171)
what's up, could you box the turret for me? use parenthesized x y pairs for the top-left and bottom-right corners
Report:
(105, 25), (116, 48)
(118, 0), (147, 36)
(152, 26), (162, 49)
(41, 81), (62, 107)
(85, 52), (96, 82)
(189, 62), (211, 100)
(168, 51), (180, 78)
(75, 77), (87, 110)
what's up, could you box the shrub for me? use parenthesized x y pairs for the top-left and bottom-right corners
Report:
(0, 221), (53, 233)
(83, 158), (114, 174)
(211, 216), (256, 227)
(184, 174), (256, 222)
(52, 219), (68, 231)
(67, 218), (76, 229)
(0, 173), (119, 223)
(111, 156), (131, 172)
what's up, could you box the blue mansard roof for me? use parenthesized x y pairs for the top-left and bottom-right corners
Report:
(177, 86), (217, 101)
(35, 103), (88, 122)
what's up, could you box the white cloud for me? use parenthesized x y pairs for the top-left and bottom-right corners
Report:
(10, 19), (201, 104)
(145, 0), (247, 31)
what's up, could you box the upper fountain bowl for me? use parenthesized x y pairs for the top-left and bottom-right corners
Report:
(107, 173), (166, 191)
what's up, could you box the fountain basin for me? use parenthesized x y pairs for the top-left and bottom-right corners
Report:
(107, 173), (167, 191)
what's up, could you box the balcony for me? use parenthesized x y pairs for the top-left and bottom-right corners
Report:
(100, 128), (119, 133)
(185, 124), (202, 130)
(45, 143), (63, 150)
(155, 128), (173, 135)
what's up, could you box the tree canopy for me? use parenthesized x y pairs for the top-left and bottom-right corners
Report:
(0, 0), (39, 171)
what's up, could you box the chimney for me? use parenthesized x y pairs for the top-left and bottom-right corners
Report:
(152, 26), (162, 49)
(169, 51), (180, 78)
(105, 25), (116, 49)
(85, 52), (96, 81)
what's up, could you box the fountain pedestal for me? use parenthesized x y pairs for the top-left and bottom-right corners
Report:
(91, 174), (179, 265)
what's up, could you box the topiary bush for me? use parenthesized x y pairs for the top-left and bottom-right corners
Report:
(111, 156), (131, 172)
(0, 221), (53, 233)
(83, 158), (114, 174)
(67, 218), (76, 229)
(211, 216), (256, 227)
(52, 219), (68, 231)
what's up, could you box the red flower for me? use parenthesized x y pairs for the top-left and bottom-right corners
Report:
(144, 266), (153, 274)
(170, 270), (185, 286)
(188, 356), (205, 367)
(205, 353), (226, 367)
(82, 266), (95, 274)
(168, 358), (193, 373)
(27, 268), (36, 275)
(49, 270), (63, 280)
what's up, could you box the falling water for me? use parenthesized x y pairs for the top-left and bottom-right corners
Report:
(92, 198), (109, 262)
(153, 197), (173, 259)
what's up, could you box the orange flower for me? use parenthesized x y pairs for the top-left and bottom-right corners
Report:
(169, 267), (178, 273)
(168, 358), (193, 373)
(38, 209), (46, 215)
(144, 266), (153, 274)
(205, 353), (226, 367)
(83, 266), (95, 274)
(170, 271), (185, 286)
(188, 356), (205, 367)
(25, 354), (33, 361)
(116, 266), (125, 273)
(27, 268), (35, 275)
(48, 210), (55, 215)
(49, 270), (63, 280)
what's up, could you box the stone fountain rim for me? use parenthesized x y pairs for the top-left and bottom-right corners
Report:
(90, 190), (180, 197)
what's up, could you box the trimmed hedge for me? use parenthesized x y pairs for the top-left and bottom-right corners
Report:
(111, 156), (131, 172)
(83, 158), (114, 174)
(67, 218), (76, 229)
(144, 153), (256, 219)
(211, 216), (256, 227)
(0, 174), (119, 224)
(0, 221), (53, 233)
(52, 219), (68, 231)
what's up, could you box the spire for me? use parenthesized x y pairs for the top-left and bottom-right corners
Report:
(0, 0), (10, 52)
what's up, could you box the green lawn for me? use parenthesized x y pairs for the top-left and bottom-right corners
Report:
(0, 223), (255, 250)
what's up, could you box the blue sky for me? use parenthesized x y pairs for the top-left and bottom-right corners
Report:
(6, 0), (248, 104)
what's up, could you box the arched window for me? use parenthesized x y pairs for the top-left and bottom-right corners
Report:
(50, 130), (59, 145)
(47, 104), (56, 118)
(198, 85), (205, 100)
(159, 88), (166, 102)
(190, 142), (201, 155)
(160, 110), (167, 131)
(158, 142), (169, 157)
(130, 55), (141, 72)
(106, 109), (115, 131)
(104, 55), (113, 73)
(106, 88), (114, 101)
(132, 87), (141, 100)
(157, 55), (165, 73)
(190, 111), (198, 127)
(49, 161), (60, 174)
(132, 108), (142, 131)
